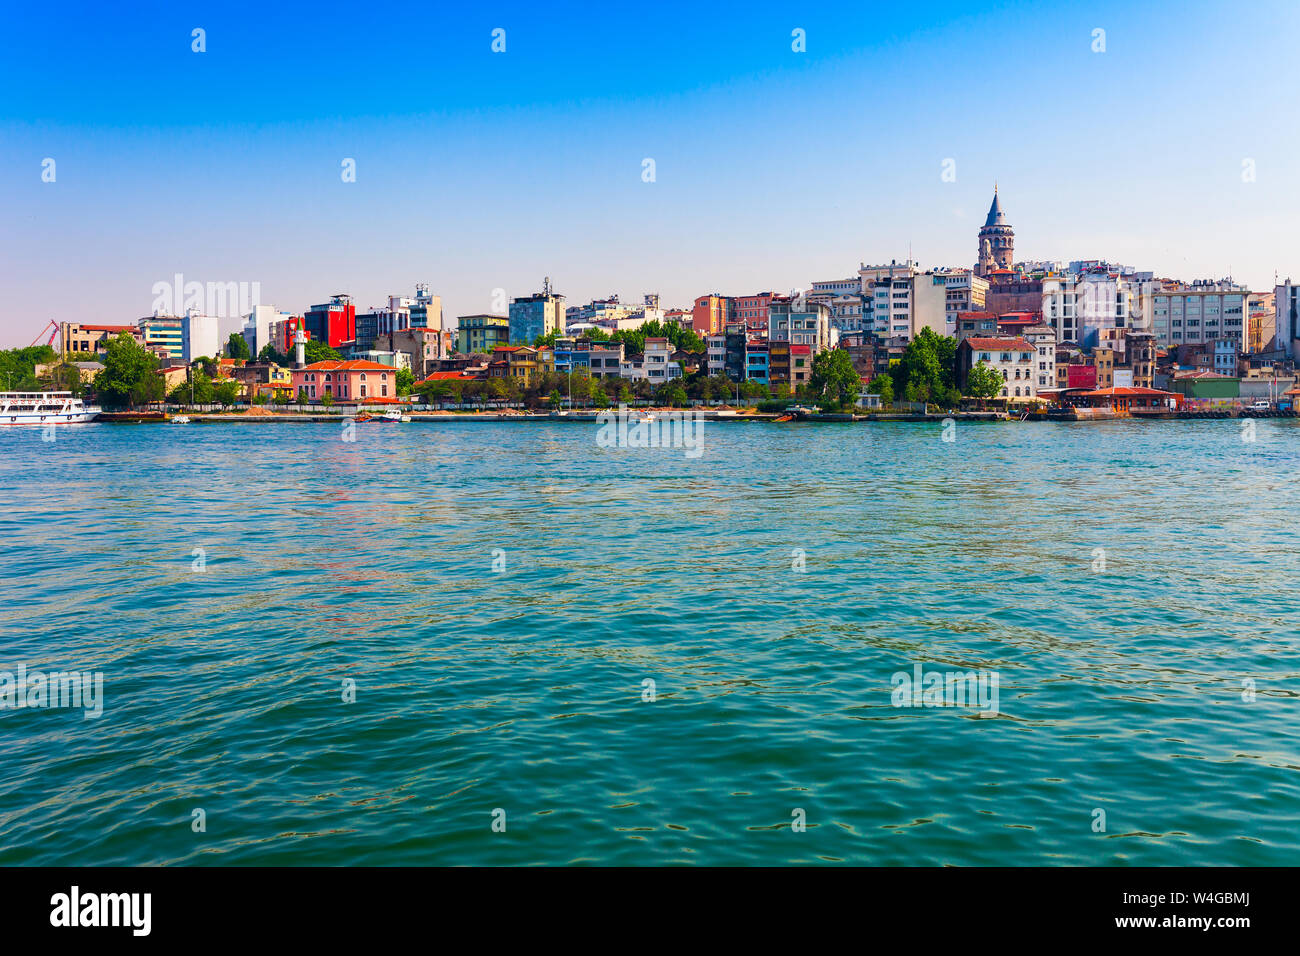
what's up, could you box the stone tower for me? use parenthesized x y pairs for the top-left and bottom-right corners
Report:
(976, 186), (1014, 277)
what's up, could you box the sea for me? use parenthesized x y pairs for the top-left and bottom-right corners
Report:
(0, 417), (1296, 865)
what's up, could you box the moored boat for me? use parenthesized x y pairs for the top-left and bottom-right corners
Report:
(0, 391), (100, 425)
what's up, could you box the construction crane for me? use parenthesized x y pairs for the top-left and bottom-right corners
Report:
(30, 320), (59, 349)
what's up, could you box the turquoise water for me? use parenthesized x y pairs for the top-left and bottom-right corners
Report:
(1, 418), (1297, 865)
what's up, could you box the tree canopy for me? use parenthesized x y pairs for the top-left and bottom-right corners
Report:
(890, 328), (960, 408)
(226, 332), (250, 360)
(809, 348), (861, 409)
(93, 333), (163, 409)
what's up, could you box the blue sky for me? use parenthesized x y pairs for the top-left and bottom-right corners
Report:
(3, 0), (1299, 346)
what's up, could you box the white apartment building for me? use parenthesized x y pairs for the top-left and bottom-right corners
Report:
(937, 268), (988, 332)
(810, 261), (950, 341)
(1274, 279), (1300, 358)
(181, 311), (219, 363)
(1021, 324), (1057, 391)
(1140, 280), (1248, 351)
(1042, 273), (1142, 347)
(963, 336), (1039, 400)
(622, 338), (681, 383)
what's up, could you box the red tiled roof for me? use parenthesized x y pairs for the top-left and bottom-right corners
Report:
(1078, 387), (1176, 397)
(965, 337), (1033, 351)
(421, 370), (475, 381)
(790, 344), (812, 354)
(298, 360), (395, 371)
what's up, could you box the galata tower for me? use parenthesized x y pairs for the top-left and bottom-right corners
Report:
(976, 186), (1014, 277)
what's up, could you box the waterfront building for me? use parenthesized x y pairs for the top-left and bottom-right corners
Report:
(808, 277), (866, 334)
(509, 281), (566, 344)
(456, 314), (510, 354)
(1042, 272), (1143, 347)
(768, 300), (832, 352)
(60, 322), (143, 357)
(641, 338), (682, 385)
(373, 328), (444, 377)
(692, 294), (734, 337)
(1021, 324), (1057, 391)
(587, 342), (625, 379)
(291, 360), (395, 402)
(303, 295), (356, 349)
(181, 311), (220, 363)
(733, 292), (780, 336)
(409, 285), (443, 334)
(744, 341), (769, 383)
(1141, 279), (1248, 351)
(955, 335), (1039, 400)
(1272, 279), (1300, 359)
(138, 314), (184, 361)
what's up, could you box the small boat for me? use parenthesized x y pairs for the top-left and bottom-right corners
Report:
(774, 414), (794, 422)
(380, 410), (404, 423)
(169, 414), (192, 424)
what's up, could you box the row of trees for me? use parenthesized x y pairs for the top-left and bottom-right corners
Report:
(532, 318), (706, 356)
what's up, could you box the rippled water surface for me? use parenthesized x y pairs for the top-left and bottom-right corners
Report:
(1, 418), (1298, 865)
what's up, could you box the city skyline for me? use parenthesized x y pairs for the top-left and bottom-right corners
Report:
(4, 0), (1300, 346)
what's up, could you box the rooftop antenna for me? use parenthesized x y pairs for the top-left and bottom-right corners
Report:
(543, 276), (551, 296)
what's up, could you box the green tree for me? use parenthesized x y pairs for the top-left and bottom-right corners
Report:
(890, 328), (958, 406)
(396, 367), (414, 396)
(303, 339), (342, 364)
(810, 348), (861, 409)
(0, 345), (57, 391)
(258, 343), (287, 365)
(591, 385), (609, 408)
(212, 380), (241, 407)
(655, 380), (689, 407)
(866, 373), (894, 407)
(321, 391), (335, 408)
(93, 333), (163, 409)
(226, 332), (250, 360)
(965, 362), (1005, 400)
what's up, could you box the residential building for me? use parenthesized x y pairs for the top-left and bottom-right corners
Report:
(955, 336), (1039, 400)
(587, 342), (625, 379)
(508, 280), (566, 344)
(768, 300), (832, 352)
(60, 322), (143, 356)
(456, 314), (510, 354)
(641, 338), (682, 385)
(1141, 278), (1248, 351)
(138, 314), (184, 361)
(181, 312), (220, 363)
(691, 294), (734, 337)
(291, 360), (397, 402)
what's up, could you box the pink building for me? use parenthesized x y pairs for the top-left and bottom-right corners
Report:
(291, 360), (398, 402)
(734, 292), (782, 335)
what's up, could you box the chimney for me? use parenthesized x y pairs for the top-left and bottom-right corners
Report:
(294, 327), (306, 368)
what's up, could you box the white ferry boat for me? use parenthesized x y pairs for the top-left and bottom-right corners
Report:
(0, 391), (101, 425)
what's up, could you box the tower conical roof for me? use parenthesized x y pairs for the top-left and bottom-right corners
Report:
(984, 188), (1008, 227)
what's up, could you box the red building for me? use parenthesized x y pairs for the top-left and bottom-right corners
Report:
(1065, 364), (1097, 389)
(734, 292), (780, 335)
(304, 295), (356, 349)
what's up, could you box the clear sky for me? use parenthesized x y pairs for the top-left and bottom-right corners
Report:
(3, 0), (1299, 346)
